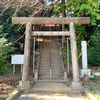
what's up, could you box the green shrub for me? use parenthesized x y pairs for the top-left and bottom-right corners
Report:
(88, 31), (100, 66)
(0, 26), (15, 75)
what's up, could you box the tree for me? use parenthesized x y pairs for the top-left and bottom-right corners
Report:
(0, 25), (15, 75)
(66, 0), (100, 25)
(88, 29), (100, 66)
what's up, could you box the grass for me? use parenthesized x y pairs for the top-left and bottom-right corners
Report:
(59, 94), (64, 96)
(90, 77), (98, 83)
(90, 88), (100, 100)
(1, 97), (7, 100)
(67, 94), (71, 97)
(92, 91), (100, 100)
(94, 94), (100, 100)
(1, 87), (4, 91)
(26, 97), (29, 100)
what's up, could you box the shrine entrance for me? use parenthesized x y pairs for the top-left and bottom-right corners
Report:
(12, 17), (90, 90)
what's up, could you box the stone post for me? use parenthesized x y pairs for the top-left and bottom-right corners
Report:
(18, 23), (32, 89)
(80, 41), (92, 77)
(82, 41), (88, 69)
(70, 22), (82, 89)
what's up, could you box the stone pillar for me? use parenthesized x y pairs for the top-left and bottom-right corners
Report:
(70, 22), (82, 89)
(82, 41), (88, 69)
(18, 23), (32, 89)
(80, 41), (92, 77)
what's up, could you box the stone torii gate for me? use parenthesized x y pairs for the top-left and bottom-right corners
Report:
(12, 17), (90, 89)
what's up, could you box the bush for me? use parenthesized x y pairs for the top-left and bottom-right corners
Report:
(88, 30), (100, 66)
(0, 26), (15, 75)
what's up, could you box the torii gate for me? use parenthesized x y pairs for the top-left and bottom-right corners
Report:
(12, 17), (90, 89)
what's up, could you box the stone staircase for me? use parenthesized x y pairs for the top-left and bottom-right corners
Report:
(38, 36), (63, 80)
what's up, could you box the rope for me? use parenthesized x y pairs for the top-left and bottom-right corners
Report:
(76, 32), (81, 40)
(78, 25), (99, 59)
(78, 38), (91, 59)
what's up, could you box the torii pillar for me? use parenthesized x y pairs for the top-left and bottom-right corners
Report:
(70, 22), (82, 89)
(19, 23), (32, 89)
(12, 17), (90, 90)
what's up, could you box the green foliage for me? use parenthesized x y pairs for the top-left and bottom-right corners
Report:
(66, 0), (100, 25)
(90, 88), (100, 100)
(53, 0), (100, 44)
(76, 25), (86, 45)
(88, 30), (100, 66)
(90, 77), (98, 83)
(0, 25), (15, 75)
(90, 88), (94, 91)
(0, 8), (25, 43)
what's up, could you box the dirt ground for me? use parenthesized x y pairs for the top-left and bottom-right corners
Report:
(0, 66), (34, 100)
(0, 66), (100, 100)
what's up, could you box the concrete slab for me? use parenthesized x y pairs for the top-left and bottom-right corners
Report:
(30, 83), (80, 94)
(16, 93), (88, 100)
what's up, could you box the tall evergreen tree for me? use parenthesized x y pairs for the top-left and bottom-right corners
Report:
(88, 29), (100, 66)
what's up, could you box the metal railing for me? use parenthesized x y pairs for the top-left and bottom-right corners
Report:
(49, 26), (52, 80)
(33, 37), (35, 73)
(50, 36), (51, 80)
(37, 43), (42, 70)
(34, 40), (42, 80)
(67, 38), (69, 74)
(59, 42), (65, 72)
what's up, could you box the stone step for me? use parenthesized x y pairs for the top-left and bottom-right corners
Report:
(41, 53), (60, 55)
(40, 61), (61, 62)
(41, 49), (59, 51)
(40, 64), (62, 67)
(39, 66), (62, 68)
(42, 49), (59, 50)
(30, 87), (80, 94)
(40, 56), (60, 58)
(39, 67), (62, 72)
(39, 74), (63, 77)
(40, 55), (60, 57)
(39, 72), (63, 76)
(40, 64), (62, 69)
(40, 60), (61, 62)
(40, 62), (61, 65)
(39, 65), (61, 67)
(33, 80), (69, 83)
(40, 61), (61, 63)
(40, 57), (60, 59)
(42, 46), (59, 48)
(39, 69), (63, 73)
(39, 76), (63, 80)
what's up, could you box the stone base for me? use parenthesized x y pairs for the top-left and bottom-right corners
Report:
(17, 81), (31, 90)
(71, 81), (83, 90)
(63, 71), (67, 80)
(34, 69), (38, 80)
(80, 69), (94, 77)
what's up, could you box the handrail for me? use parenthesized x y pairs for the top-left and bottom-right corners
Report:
(59, 41), (65, 72)
(33, 37), (35, 73)
(37, 42), (42, 70)
(34, 41), (42, 80)
(50, 36), (51, 80)
(58, 38), (67, 80)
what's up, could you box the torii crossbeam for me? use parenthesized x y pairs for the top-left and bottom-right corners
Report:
(12, 17), (90, 24)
